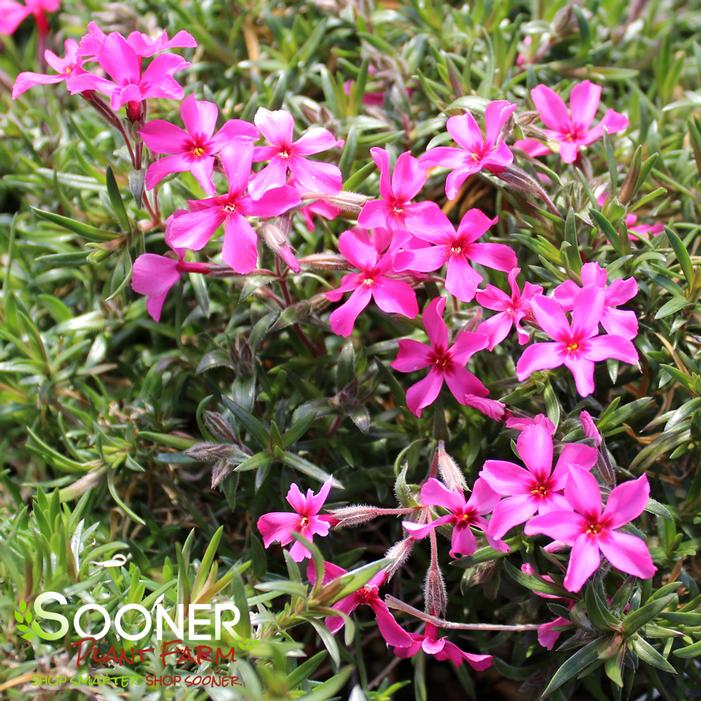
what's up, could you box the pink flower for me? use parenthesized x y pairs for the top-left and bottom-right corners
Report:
(402, 478), (507, 557)
(256, 479), (335, 562)
(463, 394), (506, 421)
(514, 138), (550, 158)
(627, 216), (664, 240)
(394, 209), (516, 303)
(249, 108), (343, 198)
(476, 267), (542, 349)
(165, 142), (300, 273)
(580, 410), (602, 446)
(505, 413), (556, 434)
(140, 94), (258, 194)
(78, 21), (196, 60)
(393, 623), (493, 671)
(0, 0), (59, 37)
(481, 423), (597, 539)
(12, 38), (81, 98)
(358, 147), (444, 236)
(299, 198), (340, 231)
(315, 564), (413, 647)
(67, 32), (189, 113)
(325, 228), (418, 336)
(421, 101), (517, 199)
(516, 287), (639, 397)
(391, 297), (490, 417)
(553, 262), (638, 340)
(131, 251), (210, 322)
(525, 467), (656, 592)
(528, 81), (628, 163)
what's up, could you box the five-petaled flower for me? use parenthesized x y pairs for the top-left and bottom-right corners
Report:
(525, 466), (656, 592)
(257, 479), (335, 562)
(516, 287), (639, 397)
(391, 297), (490, 417)
(140, 94), (258, 194)
(421, 100), (517, 199)
(481, 423), (597, 539)
(325, 228), (418, 337)
(0, 0), (59, 37)
(12, 38), (82, 98)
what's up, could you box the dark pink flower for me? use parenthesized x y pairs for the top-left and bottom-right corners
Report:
(326, 228), (418, 336)
(391, 297), (490, 417)
(403, 478), (507, 557)
(12, 38), (82, 98)
(394, 208), (516, 303)
(299, 197), (340, 231)
(481, 423), (597, 539)
(140, 94), (258, 194)
(393, 623), (493, 670)
(476, 267), (542, 348)
(0, 0), (59, 37)
(505, 413), (556, 434)
(250, 108), (343, 198)
(516, 287), (639, 397)
(421, 100), (517, 199)
(627, 216), (664, 240)
(528, 81), (628, 163)
(358, 147), (444, 236)
(525, 467), (656, 592)
(514, 138), (550, 158)
(553, 262), (638, 340)
(166, 142), (300, 274)
(67, 32), (189, 112)
(257, 479), (335, 562)
(580, 410), (602, 446)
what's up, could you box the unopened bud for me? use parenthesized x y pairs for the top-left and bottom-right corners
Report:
(551, 4), (578, 37)
(185, 442), (233, 463)
(327, 504), (381, 528)
(296, 253), (349, 271)
(260, 218), (300, 273)
(424, 563), (447, 618)
(618, 146), (642, 204)
(323, 190), (371, 215)
(384, 537), (414, 579)
(203, 411), (237, 443)
(436, 441), (467, 492)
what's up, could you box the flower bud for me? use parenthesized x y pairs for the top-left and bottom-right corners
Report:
(384, 537), (414, 579)
(323, 190), (371, 215)
(185, 442), (232, 463)
(260, 218), (300, 273)
(436, 441), (467, 492)
(203, 411), (236, 443)
(424, 562), (447, 618)
(327, 504), (380, 528)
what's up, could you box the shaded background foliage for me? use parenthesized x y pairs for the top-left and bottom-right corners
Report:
(0, 0), (700, 699)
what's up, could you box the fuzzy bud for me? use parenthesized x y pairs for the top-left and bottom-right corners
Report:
(323, 190), (371, 215)
(260, 218), (301, 273)
(203, 411), (237, 443)
(185, 442), (233, 463)
(435, 441), (467, 492)
(424, 562), (447, 618)
(384, 537), (414, 579)
(327, 504), (381, 528)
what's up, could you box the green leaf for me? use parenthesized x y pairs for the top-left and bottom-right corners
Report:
(542, 638), (604, 697)
(622, 593), (678, 635)
(630, 635), (677, 673)
(32, 207), (121, 242)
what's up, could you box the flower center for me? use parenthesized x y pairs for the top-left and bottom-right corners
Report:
(585, 521), (602, 536)
(429, 346), (453, 371)
(279, 148), (291, 159)
(299, 516), (310, 529)
(454, 509), (475, 528)
(65, 65), (73, 75)
(223, 203), (237, 213)
(356, 585), (378, 604)
(362, 277), (375, 286)
(191, 146), (205, 157)
(566, 341), (580, 353)
(450, 244), (463, 255)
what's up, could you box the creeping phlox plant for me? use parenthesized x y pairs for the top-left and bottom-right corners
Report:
(5, 3), (700, 699)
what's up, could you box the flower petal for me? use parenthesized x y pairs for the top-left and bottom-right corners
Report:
(569, 81), (601, 129)
(516, 342), (564, 381)
(524, 510), (586, 544)
(531, 84), (570, 131)
(422, 297), (449, 348)
(530, 295), (570, 340)
(329, 285), (373, 337)
(517, 424), (553, 479)
(391, 339), (432, 372)
(565, 465), (602, 518)
(602, 475), (650, 528)
(254, 107), (294, 146)
(405, 368), (444, 417)
(487, 495), (537, 539)
(372, 277), (419, 318)
(598, 530), (656, 579)
(222, 214), (258, 274)
(480, 460), (532, 496)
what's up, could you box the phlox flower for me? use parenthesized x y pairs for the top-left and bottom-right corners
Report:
(516, 287), (639, 397)
(140, 94), (258, 194)
(526, 80), (628, 163)
(299, 198), (340, 231)
(553, 262), (638, 340)
(165, 142), (300, 274)
(580, 410), (602, 446)
(67, 32), (189, 113)
(394, 208), (516, 303)
(391, 297), (490, 417)
(481, 423), (597, 539)
(421, 100), (517, 200)
(504, 412), (556, 434)
(0, 0), (59, 37)
(325, 228), (419, 337)
(257, 479), (335, 562)
(402, 478), (508, 558)
(358, 147), (444, 236)
(12, 38), (81, 98)
(475, 267), (542, 349)
(393, 623), (493, 671)
(249, 108), (343, 198)
(525, 466), (656, 592)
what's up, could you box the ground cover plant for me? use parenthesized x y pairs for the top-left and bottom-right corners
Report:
(1, 0), (701, 699)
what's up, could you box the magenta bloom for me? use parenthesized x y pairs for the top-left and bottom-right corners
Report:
(393, 623), (493, 671)
(358, 147), (444, 236)
(131, 251), (210, 322)
(0, 0), (58, 36)
(166, 142), (300, 273)
(12, 38), (82, 98)
(516, 287), (639, 397)
(300, 198), (340, 231)
(626, 215), (664, 240)
(316, 564), (413, 647)
(476, 267), (542, 349)
(403, 478), (507, 558)
(505, 412), (555, 434)
(525, 467), (656, 592)
(67, 32), (189, 112)
(553, 262), (638, 340)
(481, 423), (597, 539)
(326, 228), (418, 337)
(580, 410), (602, 446)
(249, 108), (343, 198)
(529, 81), (628, 163)
(140, 94), (258, 194)
(256, 479), (335, 562)
(391, 297), (489, 417)
(395, 208), (516, 303)
(421, 100), (517, 199)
